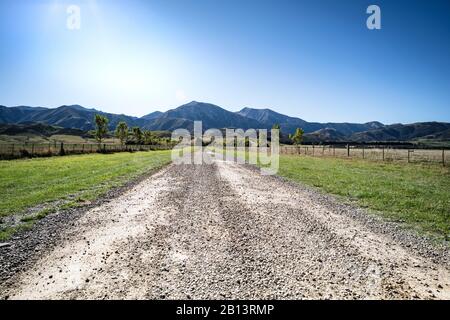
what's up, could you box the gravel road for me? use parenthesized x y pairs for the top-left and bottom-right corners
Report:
(1, 157), (449, 299)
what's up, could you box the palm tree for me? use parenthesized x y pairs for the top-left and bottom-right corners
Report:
(94, 114), (109, 143)
(143, 130), (153, 145)
(132, 127), (143, 144)
(115, 122), (128, 145)
(289, 128), (304, 145)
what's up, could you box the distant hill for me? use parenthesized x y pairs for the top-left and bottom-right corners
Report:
(350, 122), (450, 142)
(0, 122), (87, 137)
(0, 105), (47, 123)
(237, 107), (311, 132)
(237, 107), (384, 135)
(303, 128), (347, 143)
(145, 117), (195, 132)
(0, 105), (146, 131)
(141, 111), (163, 120)
(155, 101), (262, 130)
(1, 102), (449, 143)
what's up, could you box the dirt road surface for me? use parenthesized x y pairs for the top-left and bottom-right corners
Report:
(1, 157), (449, 299)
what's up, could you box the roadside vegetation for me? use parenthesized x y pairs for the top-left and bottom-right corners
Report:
(274, 155), (450, 241)
(0, 150), (171, 240)
(223, 145), (449, 241)
(0, 115), (175, 146)
(0, 115), (177, 160)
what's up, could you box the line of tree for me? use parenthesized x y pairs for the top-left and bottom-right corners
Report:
(112, 120), (170, 145)
(95, 115), (304, 146)
(93, 115), (168, 145)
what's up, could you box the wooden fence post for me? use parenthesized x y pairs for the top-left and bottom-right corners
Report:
(408, 149), (414, 163)
(443, 149), (445, 167)
(312, 145), (315, 156)
(382, 146), (385, 161)
(347, 144), (350, 157)
(362, 145), (365, 159)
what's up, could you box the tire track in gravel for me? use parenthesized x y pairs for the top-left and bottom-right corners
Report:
(215, 159), (449, 299)
(0, 165), (177, 299)
(1, 158), (449, 299)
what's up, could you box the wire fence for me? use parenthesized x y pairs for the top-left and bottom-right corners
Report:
(2, 142), (447, 165)
(0, 142), (172, 160)
(280, 145), (449, 166)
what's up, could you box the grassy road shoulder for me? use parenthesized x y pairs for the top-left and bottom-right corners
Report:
(0, 151), (171, 240)
(274, 155), (449, 242)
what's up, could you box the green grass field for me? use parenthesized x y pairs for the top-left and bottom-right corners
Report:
(274, 155), (450, 241)
(0, 151), (171, 240)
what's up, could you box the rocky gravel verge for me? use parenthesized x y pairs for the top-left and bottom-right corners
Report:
(0, 165), (169, 284)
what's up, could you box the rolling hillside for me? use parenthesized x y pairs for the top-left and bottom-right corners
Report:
(303, 128), (347, 143)
(349, 122), (450, 142)
(0, 122), (86, 137)
(1, 102), (449, 143)
(156, 101), (262, 130)
(141, 111), (163, 120)
(0, 105), (146, 131)
(0, 122), (92, 144)
(237, 107), (384, 135)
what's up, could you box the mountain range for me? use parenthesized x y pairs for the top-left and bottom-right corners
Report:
(1, 101), (449, 143)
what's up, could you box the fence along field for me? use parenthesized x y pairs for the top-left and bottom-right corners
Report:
(281, 145), (449, 166)
(1, 141), (449, 166)
(0, 142), (172, 159)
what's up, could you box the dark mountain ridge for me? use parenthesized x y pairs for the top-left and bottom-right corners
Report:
(0, 105), (146, 131)
(238, 107), (384, 135)
(159, 101), (262, 130)
(0, 122), (87, 137)
(1, 102), (448, 143)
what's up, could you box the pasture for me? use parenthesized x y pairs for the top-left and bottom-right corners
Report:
(275, 154), (450, 241)
(280, 145), (449, 165)
(226, 148), (449, 240)
(0, 150), (171, 240)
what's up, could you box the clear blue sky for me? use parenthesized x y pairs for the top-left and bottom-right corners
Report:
(0, 0), (449, 124)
